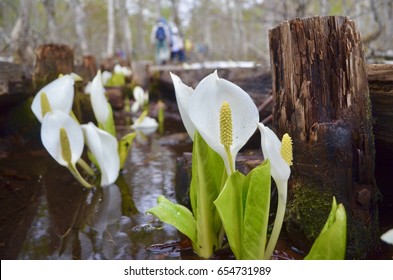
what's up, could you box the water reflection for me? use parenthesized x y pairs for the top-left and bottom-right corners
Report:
(16, 129), (186, 260)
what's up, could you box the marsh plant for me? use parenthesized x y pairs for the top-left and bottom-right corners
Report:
(147, 71), (347, 260)
(30, 69), (347, 259)
(31, 71), (135, 188)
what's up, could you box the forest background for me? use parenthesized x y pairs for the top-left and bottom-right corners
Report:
(1, 0), (392, 66)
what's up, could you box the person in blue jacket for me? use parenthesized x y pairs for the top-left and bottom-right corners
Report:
(151, 17), (171, 65)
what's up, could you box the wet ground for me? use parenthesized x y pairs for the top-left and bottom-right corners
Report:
(0, 110), (191, 259)
(1, 70), (392, 259)
(0, 82), (295, 260)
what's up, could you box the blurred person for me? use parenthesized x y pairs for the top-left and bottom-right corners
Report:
(170, 25), (185, 63)
(150, 17), (171, 65)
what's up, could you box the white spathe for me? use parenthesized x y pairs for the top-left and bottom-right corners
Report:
(114, 64), (132, 77)
(31, 74), (75, 122)
(131, 116), (158, 135)
(101, 71), (113, 85)
(41, 110), (84, 166)
(81, 122), (120, 187)
(188, 70), (259, 175)
(381, 229), (393, 245)
(169, 72), (196, 140)
(131, 85), (145, 113)
(90, 70), (110, 125)
(257, 122), (291, 260)
(257, 122), (290, 195)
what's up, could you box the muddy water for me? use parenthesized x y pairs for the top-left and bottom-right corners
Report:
(0, 120), (192, 259)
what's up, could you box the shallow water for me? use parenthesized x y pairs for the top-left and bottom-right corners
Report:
(1, 101), (392, 260)
(0, 123), (191, 260)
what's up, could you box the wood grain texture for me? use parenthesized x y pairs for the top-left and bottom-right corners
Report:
(269, 16), (378, 259)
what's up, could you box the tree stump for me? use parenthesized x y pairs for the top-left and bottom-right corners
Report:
(367, 64), (393, 147)
(33, 44), (74, 90)
(367, 64), (393, 245)
(269, 16), (379, 259)
(80, 55), (97, 82)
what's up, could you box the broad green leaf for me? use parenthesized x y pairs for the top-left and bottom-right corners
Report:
(214, 171), (245, 259)
(146, 195), (197, 244)
(241, 161), (271, 260)
(190, 131), (227, 258)
(118, 132), (136, 169)
(214, 161), (271, 260)
(304, 197), (347, 260)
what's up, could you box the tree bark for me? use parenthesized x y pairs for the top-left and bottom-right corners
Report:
(106, 0), (115, 58)
(80, 55), (97, 82)
(42, 0), (58, 43)
(72, 0), (89, 56)
(33, 44), (74, 90)
(135, 0), (145, 59)
(367, 64), (393, 255)
(269, 16), (379, 259)
(367, 64), (393, 146)
(10, 0), (34, 64)
(120, 0), (132, 63)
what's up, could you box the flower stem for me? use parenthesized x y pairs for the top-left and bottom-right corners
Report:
(224, 145), (235, 174)
(68, 164), (94, 188)
(264, 182), (287, 259)
(77, 158), (95, 176)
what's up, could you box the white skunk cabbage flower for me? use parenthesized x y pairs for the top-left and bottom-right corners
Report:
(31, 74), (75, 122)
(188, 70), (259, 175)
(170, 72), (196, 140)
(81, 122), (120, 187)
(257, 122), (293, 259)
(131, 86), (145, 113)
(41, 110), (84, 167)
(90, 70), (110, 125)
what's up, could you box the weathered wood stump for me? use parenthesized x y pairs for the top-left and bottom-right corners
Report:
(33, 44), (74, 90)
(367, 64), (393, 248)
(367, 64), (393, 147)
(269, 16), (379, 258)
(105, 86), (124, 110)
(0, 62), (30, 108)
(80, 55), (97, 82)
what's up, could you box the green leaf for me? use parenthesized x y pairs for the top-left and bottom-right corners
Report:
(99, 103), (116, 137)
(304, 197), (347, 260)
(241, 161), (271, 259)
(146, 195), (197, 244)
(118, 132), (136, 169)
(214, 171), (245, 259)
(105, 73), (126, 87)
(158, 101), (165, 135)
(214, 161), (271, 260)
(190, 131), (227, 258)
